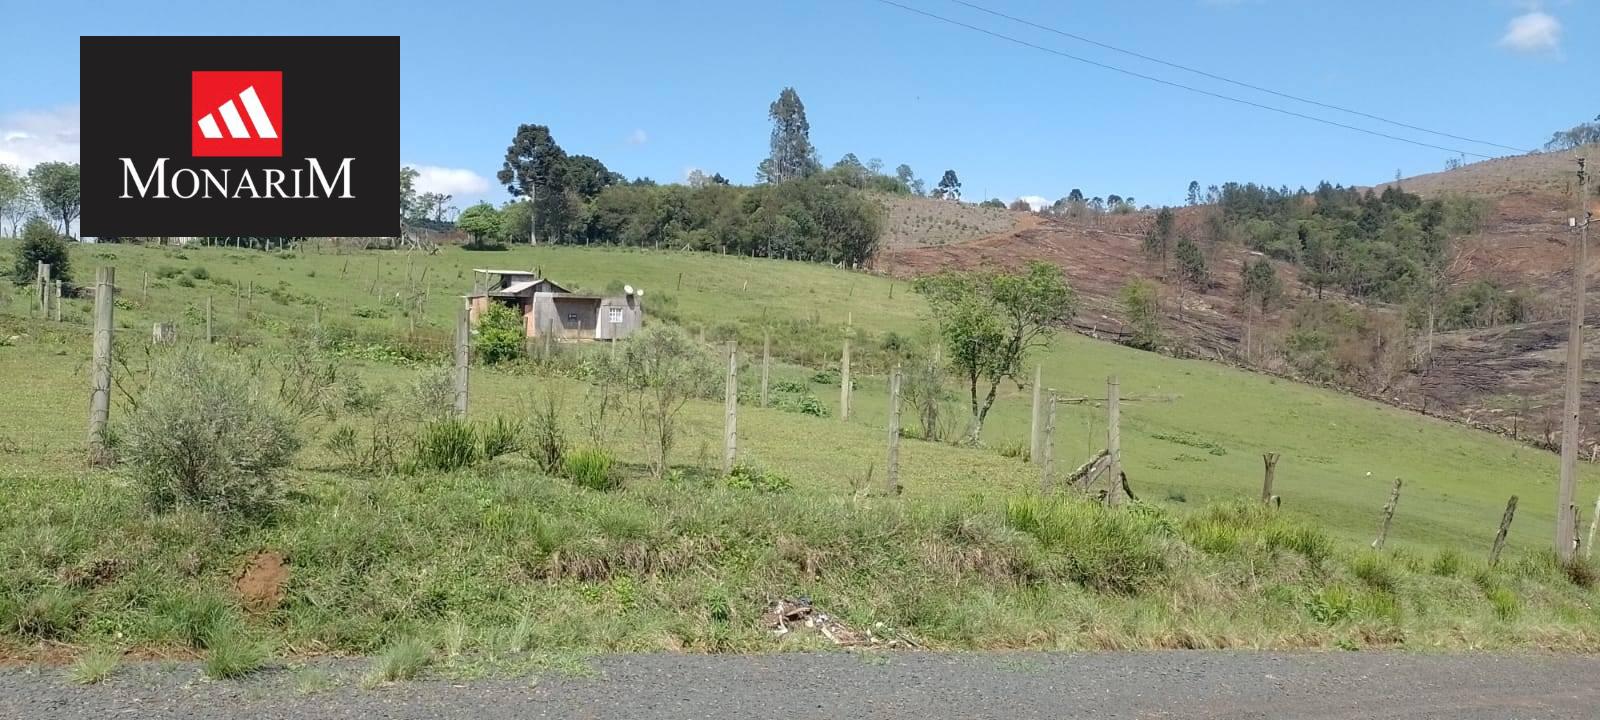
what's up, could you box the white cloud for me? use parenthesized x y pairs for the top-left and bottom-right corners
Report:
(0, 105), (80, 171)
(1017, 195), (1048, 212)
(627, 129), (649, 145)
(1499, 11), (1561, 54)
(407, 164), (491, 196)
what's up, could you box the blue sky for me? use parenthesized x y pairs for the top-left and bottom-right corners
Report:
(1, 0), (1593, 211)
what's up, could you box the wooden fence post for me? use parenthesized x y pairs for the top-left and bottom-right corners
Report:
(453, 302), (470, 418)
(1572, 504), (1582, 557)
(87, 267), (115, 466)
(1029, 364), (1043, 466)
(839, 318), (852, 421)
(246, 280), (253, 309)
(141, 271), (148, 301)
(52, 280), (62, 322)
(1041, 391), (1058, 491)
(1105, 375), (1123, 506)
(1490, 495), (1518, 567)
(723, 341), (738, 477)
(1587, 496), (1600, 560)
(1372, 477), (1403, 550)
(205, 296), (214, 343)
(760, 329), (771, 409)
(886, 363), (902, 495)
(151, 322), (176, 345)
(1261, 452), (1280, 504)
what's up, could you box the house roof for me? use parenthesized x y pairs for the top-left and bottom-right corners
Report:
(473, 269), (536, 276)
(500, 280), (539, 294)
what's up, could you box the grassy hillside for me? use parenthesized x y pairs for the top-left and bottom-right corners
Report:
(2, 240), (1591, 548)
(3, 241), (1599, 666)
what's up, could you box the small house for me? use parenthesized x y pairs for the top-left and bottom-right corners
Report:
(466, 269), (644, 341)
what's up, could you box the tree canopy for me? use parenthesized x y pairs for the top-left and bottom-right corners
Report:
(27, 162), (80, 238)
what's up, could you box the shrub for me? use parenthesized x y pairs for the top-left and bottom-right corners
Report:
(1003, 496), (1166, 593)
(123, 351), (301, 519)
(407, 367), (456, 421)
(480, 416), (522, 461)
(414, 419), (478, 472)
(475, 303), (525, 365)
(10, 218), (72, 288)
(620, 325), (718, 479)
(189, 266), (210, 280)
(1350, 552), (1399, 593)
(1305, 585), (1355, 625)
(564, 448), (619, 491)
(725, 464), (793, 493)
(11, 588), (81, 640)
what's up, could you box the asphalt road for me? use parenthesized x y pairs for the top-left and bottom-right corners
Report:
(3, 651), (1598, 720)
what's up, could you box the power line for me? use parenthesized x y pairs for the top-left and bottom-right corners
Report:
(948, 0), (1529, 154)
(869, 0), (1501, 160)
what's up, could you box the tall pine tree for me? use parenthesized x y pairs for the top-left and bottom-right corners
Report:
(756, 88), (820, 183)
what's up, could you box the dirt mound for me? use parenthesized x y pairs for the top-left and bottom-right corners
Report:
(234, 551), (288, 613)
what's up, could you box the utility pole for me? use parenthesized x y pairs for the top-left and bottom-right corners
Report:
(1558, 157), (1591, 560)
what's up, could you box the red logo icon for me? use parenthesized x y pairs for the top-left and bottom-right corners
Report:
(191, 71), (282, 157)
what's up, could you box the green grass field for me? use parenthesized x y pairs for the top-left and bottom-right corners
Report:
(3, 240), (1599, 664)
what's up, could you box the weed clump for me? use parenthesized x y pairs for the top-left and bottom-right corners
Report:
(367, 636), (432, 684)
(414, 419), (478, 472)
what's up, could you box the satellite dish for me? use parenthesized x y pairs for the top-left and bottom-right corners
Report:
(624, 284), (635, 295)
(635, 289), (644, 297)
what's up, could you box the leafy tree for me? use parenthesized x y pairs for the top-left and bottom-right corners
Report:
(11, 217), (71, 287)
(456, 202), (504, 247)
(978, 198), (1005, 209)
(915, 262), (1075, 443)
(1143, 207), (1176, 271)
(399, 166), (419, 222)
(936, 170), (961, 201)
(1120, 280), (1162, 350)
(1187, 181), (1201, 206)
(710, 172), (730, 186)
(894, 164), (919, 195)
(0, 164), (27, 237)
(28, 162), (80, 237)
(496, 124), (572, 242)
(619, 325), (719, 479)
(756, 88), (821, 183)
(1544, 114), (1600, 151)
(416, 192), (454, 223)
(560, 154), (622, 199)
(1007, 198), (1032, 211)
(1068, 188), (1084, 203)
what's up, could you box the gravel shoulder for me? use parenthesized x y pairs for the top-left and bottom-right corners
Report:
(5, 651), (1599, 720)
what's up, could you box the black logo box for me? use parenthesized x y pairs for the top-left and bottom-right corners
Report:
(80, 36), (400, 238)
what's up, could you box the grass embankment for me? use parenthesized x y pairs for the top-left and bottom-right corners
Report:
(2, 241), (1599, 669)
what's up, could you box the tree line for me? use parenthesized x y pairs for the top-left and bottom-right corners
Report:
(453, 87), (968, 266)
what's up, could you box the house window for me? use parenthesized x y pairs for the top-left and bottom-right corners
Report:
(566, 312), (579, 324)
(608, 307), (623, 323)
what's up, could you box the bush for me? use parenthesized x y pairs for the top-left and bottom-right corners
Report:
(203, 627), (268, 679)
(10, 218), (72, 288)
(123, 351), (301, 518)
(725, 464), (792, 493)
(564, 448), (619, 491)
(414, 419), (478, 472)
(367, 636), (432, 684)
(189, 266), (210, 280)
(475, 303), (525, 365)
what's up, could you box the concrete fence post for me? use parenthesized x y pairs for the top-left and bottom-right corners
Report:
(1029, 364), (1043, 465)
(1105, 375), (1123, 506)
(760, 329), (771, 409)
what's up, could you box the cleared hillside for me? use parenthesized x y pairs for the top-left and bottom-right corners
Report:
(877, 194), (1024, 250)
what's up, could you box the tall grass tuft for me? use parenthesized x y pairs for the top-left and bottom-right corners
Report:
(479, 416), (522, 461)
(366, 636), (433, 684)
(414, 419), (478, 472)
(202, 627), (268, 679)
(70, 648), (121, 685)
(1003, 495), (1166, 593)
(564, 448), (618, 491)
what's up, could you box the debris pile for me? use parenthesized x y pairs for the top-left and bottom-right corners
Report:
(760, 598), (917, 648)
